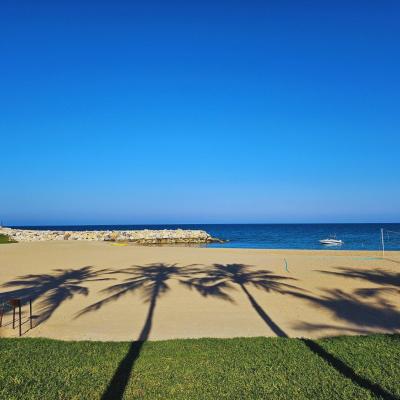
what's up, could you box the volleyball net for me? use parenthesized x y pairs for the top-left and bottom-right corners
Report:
(380, 228), (400, 255)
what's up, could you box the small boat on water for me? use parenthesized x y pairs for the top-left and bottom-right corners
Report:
(319, 237), (343, 246)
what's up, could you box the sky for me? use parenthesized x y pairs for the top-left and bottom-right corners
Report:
(1, 0), (399, 225)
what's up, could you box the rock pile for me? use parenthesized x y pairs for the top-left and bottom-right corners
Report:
(0, 227), (223, 244)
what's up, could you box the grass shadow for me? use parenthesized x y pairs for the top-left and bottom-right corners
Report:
(303, 339), (398, 400)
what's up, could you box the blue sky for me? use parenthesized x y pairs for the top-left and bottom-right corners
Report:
(1, 1), (399, 225)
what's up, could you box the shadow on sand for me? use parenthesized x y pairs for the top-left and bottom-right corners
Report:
(0, 266), (110, 331)
(183, 263), (300, 337)
(291, 288), (400, 333)
(291, 266), (400, 333)
(317, 267), (400, 299)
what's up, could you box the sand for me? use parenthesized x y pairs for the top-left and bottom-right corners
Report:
(0, 241), (399, 341)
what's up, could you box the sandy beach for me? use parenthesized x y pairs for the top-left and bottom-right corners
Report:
(1, 241), (399, 341)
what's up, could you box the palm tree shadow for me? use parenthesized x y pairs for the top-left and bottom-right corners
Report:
(296, 267), (400, 332)
(101, 277), (158, 400)
(183, 263), (301, 337)
(187, 264), (399, 399)
(291, 288), (400, 332)
(317, 267), (400, 299)
(0, 266), (110, 326)
(78, 263), (194, 400)
(291, 285), (400, 399)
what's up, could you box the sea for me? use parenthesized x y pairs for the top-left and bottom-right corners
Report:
(12, 223), (400, 251)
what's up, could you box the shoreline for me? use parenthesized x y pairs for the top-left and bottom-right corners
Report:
(1, 239), (394, 256)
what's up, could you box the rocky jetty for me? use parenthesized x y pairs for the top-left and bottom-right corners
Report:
(0, 227), (223, 244)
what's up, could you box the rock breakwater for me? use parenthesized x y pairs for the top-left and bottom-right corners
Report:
(0, 227), (223, 244)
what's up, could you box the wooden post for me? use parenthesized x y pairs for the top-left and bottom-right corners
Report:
(18, 302), (22, 337)
(30, 299), (33, 329)
(12, 305), (15, 329)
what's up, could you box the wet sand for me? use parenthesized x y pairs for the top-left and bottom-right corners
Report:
(0, 241), (399, 341)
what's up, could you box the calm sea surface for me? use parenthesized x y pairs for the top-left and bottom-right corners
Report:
(12, 223), (400, 251)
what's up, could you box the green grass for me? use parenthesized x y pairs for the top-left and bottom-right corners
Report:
(0, 234), (16, 244)
(0, 335), (399, 399)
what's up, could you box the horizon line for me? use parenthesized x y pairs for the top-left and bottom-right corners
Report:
(6, 221), (400, 227)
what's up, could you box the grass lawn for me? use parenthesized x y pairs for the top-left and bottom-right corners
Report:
(0, 234), (16, 244)
(0, 335), (399, 399)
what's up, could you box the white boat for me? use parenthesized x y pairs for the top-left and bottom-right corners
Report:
(319, 238), (343, 245)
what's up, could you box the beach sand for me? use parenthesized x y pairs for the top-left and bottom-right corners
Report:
(0, 241), (399, 341)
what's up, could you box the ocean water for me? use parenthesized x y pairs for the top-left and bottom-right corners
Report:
(12, 223), (400, 251)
